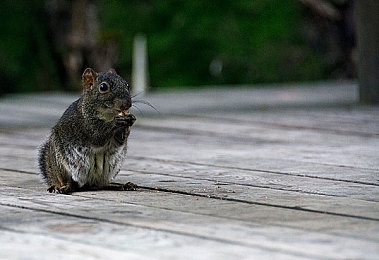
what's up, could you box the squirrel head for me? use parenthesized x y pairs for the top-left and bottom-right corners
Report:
(81, 68), (132, 122)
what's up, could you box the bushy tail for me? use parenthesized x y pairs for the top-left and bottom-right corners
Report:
(38, 141), (50, 184)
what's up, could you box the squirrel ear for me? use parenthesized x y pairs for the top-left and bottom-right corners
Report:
(82, 68), (98, 90)
(108, 68), (117, 74)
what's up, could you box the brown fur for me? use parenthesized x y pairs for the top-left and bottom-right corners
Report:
(39, 68), (136, 194)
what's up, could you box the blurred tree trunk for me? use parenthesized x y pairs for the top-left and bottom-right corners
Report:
(356, 1), (379, 104)
(299, 0), (356, 79)
(46, 0), (118, 90)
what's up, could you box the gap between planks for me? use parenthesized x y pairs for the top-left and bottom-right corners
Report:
(2, 168), (378, 222)
(0, 203), (344, 260)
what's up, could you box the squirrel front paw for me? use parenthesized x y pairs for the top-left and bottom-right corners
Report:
(116, 113), (136, 127)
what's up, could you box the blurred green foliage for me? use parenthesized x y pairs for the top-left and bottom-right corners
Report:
(0, 0), (328, 94)
(99, 0), (325, 89)
(0, 0), (60, 93)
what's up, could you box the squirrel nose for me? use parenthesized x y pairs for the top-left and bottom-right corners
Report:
(118, 98), (132, 111)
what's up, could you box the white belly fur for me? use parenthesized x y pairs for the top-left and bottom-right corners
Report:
(68, 143), (127, 187)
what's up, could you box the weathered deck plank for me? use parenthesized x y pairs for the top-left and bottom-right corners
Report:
(1, 82), (378, 259)
(1, 188), (378, 260)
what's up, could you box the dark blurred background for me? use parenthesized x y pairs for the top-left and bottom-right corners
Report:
(0, 0), (355, 94)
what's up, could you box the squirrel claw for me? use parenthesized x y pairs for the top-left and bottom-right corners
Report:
(47, 185), (55, 193)
(122, 182), (138, 191)
(47, 185), (72, 194)
(107, 182), (138, 191)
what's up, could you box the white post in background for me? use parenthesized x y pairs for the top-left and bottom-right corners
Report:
(132, 34), (149, 96)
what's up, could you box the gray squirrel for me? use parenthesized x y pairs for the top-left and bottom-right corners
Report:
(39, 68), (137, 194)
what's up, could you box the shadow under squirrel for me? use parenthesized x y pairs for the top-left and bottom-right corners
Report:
(39, 68), (137, 194)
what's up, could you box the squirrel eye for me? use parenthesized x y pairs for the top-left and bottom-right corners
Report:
(99, 82), (110, 93)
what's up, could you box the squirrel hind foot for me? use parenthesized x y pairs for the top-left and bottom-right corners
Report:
(47, 185), (73, 195)
(106, 182), (138, 191)
(122, 182), (138, 191)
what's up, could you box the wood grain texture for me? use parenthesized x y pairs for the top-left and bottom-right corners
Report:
(0, 82), (378, 259)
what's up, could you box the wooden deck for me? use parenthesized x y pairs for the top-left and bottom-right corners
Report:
(0, 82), (378, 259)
